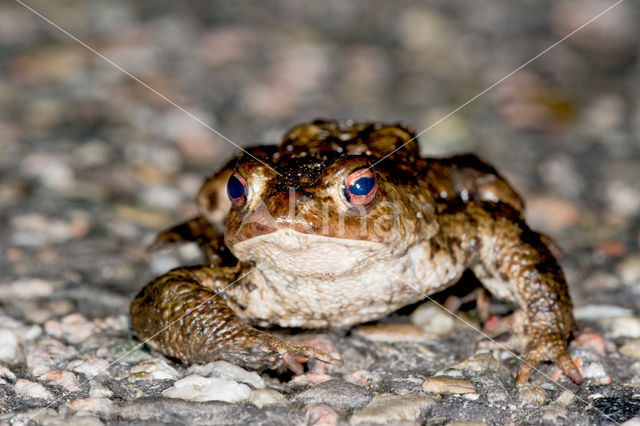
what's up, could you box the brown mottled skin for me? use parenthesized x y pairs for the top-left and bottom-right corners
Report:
(130, 120), (582, 384)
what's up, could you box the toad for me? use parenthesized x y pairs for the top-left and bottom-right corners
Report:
(130, 120), (582, 385)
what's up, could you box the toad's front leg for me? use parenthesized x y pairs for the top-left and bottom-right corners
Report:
(130, 265), (340, 373)
(440, 201), (582, 385)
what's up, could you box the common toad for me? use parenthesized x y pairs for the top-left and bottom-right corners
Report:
(130, 120), (582, 385)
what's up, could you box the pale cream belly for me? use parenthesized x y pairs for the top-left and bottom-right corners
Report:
(228, 241), (466, 328)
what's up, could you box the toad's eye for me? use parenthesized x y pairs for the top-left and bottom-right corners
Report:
(343, 168), (377, 205)
(227, 172), (249, 207)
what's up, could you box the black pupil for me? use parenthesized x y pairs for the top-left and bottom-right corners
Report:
(227, 175), (246, 200)
(349, 177), (374, 196)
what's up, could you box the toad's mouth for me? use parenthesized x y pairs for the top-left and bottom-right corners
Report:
(230, 228), (389, 277)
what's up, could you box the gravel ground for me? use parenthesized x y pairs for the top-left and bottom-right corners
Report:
(1, 0), (640, 424)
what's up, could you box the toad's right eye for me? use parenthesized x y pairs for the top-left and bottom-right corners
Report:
(227, 172), (248, 207)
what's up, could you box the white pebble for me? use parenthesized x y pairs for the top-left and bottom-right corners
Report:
(161, 375), (251, 402)
(608, 317), (640, 338)
(23, 325), (43, 340)
(249, 388), (289, 408)
(89, 381), (113, 398)
(68, 358), (111, 378)
(574, 305), (633, 321)
(410, 302), (455, 335)
(130, 359), (181, 381)
(44, 313), (96, 344)
(15, 378), (54, 401)
(0, 366), (16, 383)
(187, 361), (265, 389)
(0, 328), (23, 364)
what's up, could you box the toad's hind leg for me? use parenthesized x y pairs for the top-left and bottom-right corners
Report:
(439, 201), (582, 385)
(130, 265), (340, 373)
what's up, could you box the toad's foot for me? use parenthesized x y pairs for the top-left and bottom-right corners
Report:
(515, 331), (582, 386)
(130, 265), (341, 374)
(229, 331), (343, 375)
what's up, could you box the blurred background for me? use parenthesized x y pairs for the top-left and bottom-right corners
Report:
(1, 0), (639, 318)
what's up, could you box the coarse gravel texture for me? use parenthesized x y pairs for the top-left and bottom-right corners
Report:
(1, 0), (640, 425)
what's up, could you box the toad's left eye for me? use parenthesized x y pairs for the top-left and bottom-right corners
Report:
(343, 168), (377, 205)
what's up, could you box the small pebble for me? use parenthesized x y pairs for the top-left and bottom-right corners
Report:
(0, 278), (56, 300)
(350, 393), (434, 425)
(596, 241), (627, 258)
(10, 213), (86, 246)
(89, 381), (113, 398)
(15, 378), (54, 401)
(618, 254), (640, 287)
(289, 373), (334, 387)
(422, 376), (476, 393)
(40, 370), (81, 392)
(518, 383), (546, 405)
(161, 375), (251, 402)
(343, 370), (383, 388)
(421, 376), (475, 394)
(292, 379), (371, 414)
(66, 397), (115, 417)
(249, 388), (289, 408)
(187, 360), (265, 389)
(573, 305), (633, 321)
(68, 358), (111, 378)
(525, 195), (579, 234)
(353, 322), (436, 343)
(580, 360), (610, 384)
(94, 316), (129, 333)
(620, 340), (640, 360)
(410, 302), (456, 335)
(0, 365), (16, 384)
(451, 352), (510, 376)
(582, 272), (621, 292)
(0, 328), (23, 364)
(608, 317), (640, 338)
(607, 181), (640, 217)
(542, 391), (574, 422)
(304, 404), (340, 426)
(573, 332), (606, 355)
(23, 325), (44, 341)
(129, 359), (181, 381)
(44, 313), (96, 344)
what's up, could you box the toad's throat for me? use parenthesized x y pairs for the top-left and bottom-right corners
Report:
(230, 228), (389, 277)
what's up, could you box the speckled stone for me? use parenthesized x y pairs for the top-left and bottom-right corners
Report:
(350, 393), (435, 424)
(292, 379), (371, 414)
(422, 376), (476, 394)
